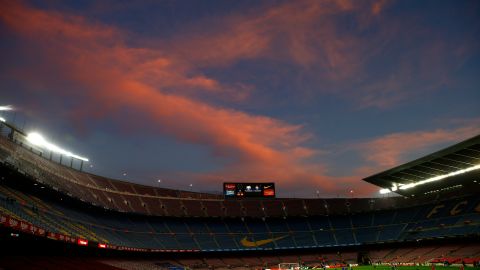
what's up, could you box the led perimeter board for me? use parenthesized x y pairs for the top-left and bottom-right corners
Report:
(223, 183), (275, 198)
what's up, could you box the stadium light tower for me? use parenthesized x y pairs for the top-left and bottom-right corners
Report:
(0, 105), (14, 111)
(26, 132), (89, 170)
(379, 164), (480, 194)
(26, 132), (89, 162)
(0, 105), (13, 123)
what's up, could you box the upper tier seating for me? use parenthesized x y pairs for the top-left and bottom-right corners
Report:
(0, 135), (436, 218)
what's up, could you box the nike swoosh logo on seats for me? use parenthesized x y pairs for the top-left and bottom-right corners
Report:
(240, 235), (288, 247)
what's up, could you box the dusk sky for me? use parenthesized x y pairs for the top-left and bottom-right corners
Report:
(1, 0), (479, 197)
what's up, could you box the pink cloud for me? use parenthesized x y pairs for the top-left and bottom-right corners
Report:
(1, 1), (353, 194)
(356, 125), (480, 169)
(163, 0), (386, 76)
(4, 1), (473, 197)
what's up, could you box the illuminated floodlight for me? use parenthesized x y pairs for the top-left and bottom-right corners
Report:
(26, 132), (89, 162)
(0, 105), (14, 111)
(399, 164), (480, 190)
(398, 183), (415, 190)
(379, 188), (391, 194)
(380, 164), (480, 194)
(0, 117), (5, 122)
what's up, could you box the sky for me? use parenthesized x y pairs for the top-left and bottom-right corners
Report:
(0, 0), (479, 198)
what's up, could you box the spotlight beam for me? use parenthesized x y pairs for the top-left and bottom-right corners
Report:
(26, 132), (89, 162)
(0, 105), (14, 111)
(379, 164), (480, 194)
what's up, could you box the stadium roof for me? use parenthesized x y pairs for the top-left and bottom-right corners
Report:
(364, 134), (480, 197)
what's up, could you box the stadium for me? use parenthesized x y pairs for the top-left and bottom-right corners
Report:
(0, 119), (479, 269)
(1, 0), (480, 269)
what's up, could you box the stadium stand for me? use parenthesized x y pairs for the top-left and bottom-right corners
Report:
(0, 122), (480, 269)
(3, 133), (446, 219)
(1, 174), (479, 252)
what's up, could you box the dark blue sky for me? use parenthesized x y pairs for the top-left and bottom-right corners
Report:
(1, 0), (479, 197)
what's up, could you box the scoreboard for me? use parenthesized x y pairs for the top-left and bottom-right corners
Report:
(223, 183), (275, 198)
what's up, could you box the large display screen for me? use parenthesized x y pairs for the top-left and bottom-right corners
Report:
(223, 183), (275, 198)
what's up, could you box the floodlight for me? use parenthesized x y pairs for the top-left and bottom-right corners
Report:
(0, 105), (13, 111)
(379, 188), (391, 194)
(400, 164), (480, 190)
(0, 117), (5, 122)
(26, 132), (89, 162)
(399, 183), (416, 190)
(380, 164), (480, 194)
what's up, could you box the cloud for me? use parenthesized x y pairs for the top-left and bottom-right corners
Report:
(168, 0), (472, 110)
(0, 1), (352, 194)
(371, 0), (390, 15)
(3, 1), (475, 197)
(163, 0), (386, 75)
(170, 0), (474, 110)
(355, 124), (480, 169)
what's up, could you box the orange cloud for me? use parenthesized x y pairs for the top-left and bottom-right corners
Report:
(164, 0), (473, 110)
(164, 0), (386, 78)
(0, 1), (354, 194)
(356, 125), (480, 169)
(5, 0), (461, 197)
(371, 0), (390, 15)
